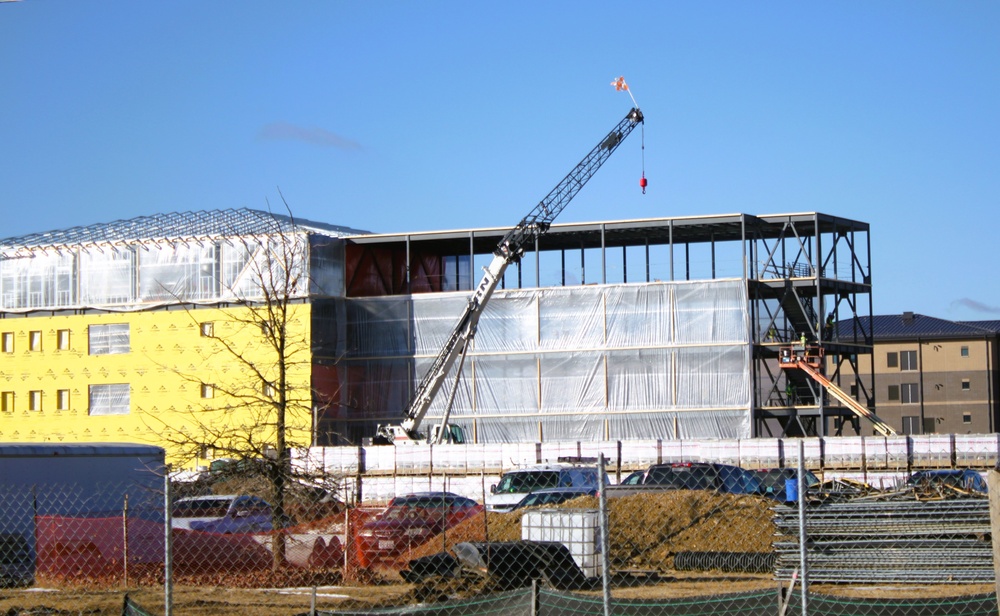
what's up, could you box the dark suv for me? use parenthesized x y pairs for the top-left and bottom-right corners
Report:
(622, 462), (764, 496)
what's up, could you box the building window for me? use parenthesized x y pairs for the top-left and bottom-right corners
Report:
(263, 382), (276, 398)
(961, 346), (970, 358)
(57, 389), (70, 411)
(88, 384), (130, 415)
(901, 382), (919, 404)
(200, 383), (214, 398)
(1, 391), (13, 413)
(900, 350), (918, 371)
(28, 390), (42, 411)
(887, 385), (900, 401)
(200, 322), (214, 337)
(57, 329), (71, 350)
(963, 413), (972, 424)
(902, 416), (920, 435)
(886, 352), (898, 368)
(89, 324), (130, 355)
(849, 383), (858, 397)
(962, 379), (971, 391)
(29, 331), (42, 351)
(2, 332), (13, 354)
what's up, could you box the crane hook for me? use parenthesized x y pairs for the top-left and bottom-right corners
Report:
(640, 174), (647, 195)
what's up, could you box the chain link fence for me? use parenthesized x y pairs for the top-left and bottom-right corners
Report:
(2, 454), (999, 616)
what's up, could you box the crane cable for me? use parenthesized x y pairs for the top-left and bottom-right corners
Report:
(612, 76), (647, 194)
(640, 120), (646, 194)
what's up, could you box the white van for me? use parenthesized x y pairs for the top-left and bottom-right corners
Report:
(485, 464), (603, 512)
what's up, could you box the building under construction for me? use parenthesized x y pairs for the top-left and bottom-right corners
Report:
(0, 209), (875, 455)
(332, 211), (875, 443)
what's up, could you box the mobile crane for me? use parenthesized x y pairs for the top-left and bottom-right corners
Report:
(374, 106), (645, 445)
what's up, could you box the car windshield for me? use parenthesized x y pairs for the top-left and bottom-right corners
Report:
(172, 499), (232, 518)
(622, 472), (644, 485)
(646, 465), (715, 489)
(494, 471), (561, 494)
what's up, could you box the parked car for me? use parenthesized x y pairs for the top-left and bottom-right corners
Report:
(605, 462), (765, 498)
(171, 494), (284, 533)
(905, 469), (987, 495)
(486, 464), (605, 512)
(511, 487), (598, 510)
(357, 492), (482, 564)
(748, 468), (822, 501)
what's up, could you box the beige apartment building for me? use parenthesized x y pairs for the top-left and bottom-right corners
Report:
(846, 313), (1000, 435)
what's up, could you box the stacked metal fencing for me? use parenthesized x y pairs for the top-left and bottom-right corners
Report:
(2, 459), (1000, 616)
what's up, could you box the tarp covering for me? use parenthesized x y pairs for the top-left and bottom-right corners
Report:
(0, 232), (345, 311)
(326, 279), (753, 442)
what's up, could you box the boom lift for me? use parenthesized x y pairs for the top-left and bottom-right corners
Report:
(374, 106), (645, 445)
(779, 344), (897, 437)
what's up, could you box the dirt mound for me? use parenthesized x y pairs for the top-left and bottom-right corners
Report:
(404, 492), (776, 572)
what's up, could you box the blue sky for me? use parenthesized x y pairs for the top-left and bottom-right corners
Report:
(2, 2), (998, 321)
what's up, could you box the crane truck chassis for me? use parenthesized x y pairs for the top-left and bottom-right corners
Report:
(374, 107), (644, 445)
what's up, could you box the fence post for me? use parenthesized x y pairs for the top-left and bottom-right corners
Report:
(123, 493), (129, 588)
(797, 440), (808, 616)
(598, 453), (611, 616)
(164, 468), (172, 616)
(986, 469), (1000, 613)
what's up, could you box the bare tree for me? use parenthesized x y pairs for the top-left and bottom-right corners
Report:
(149, 205), (335, 569)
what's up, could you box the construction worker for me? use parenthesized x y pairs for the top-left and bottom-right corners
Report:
(799, 332), (807, 348)
(824, 313), (835, 340)
(785, 382), (795, 404)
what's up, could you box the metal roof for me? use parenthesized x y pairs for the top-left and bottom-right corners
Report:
(0, 208), (371, 254)
(844, 313), (1000, 341)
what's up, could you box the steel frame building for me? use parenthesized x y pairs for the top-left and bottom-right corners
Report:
(343, 211), (875, 439)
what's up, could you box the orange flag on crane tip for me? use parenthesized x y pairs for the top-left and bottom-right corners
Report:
(611, 76), (629, 91)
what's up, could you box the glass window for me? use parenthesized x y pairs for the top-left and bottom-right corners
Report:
(901, 382), (919, 404)
(89, 324), (130, 355)
(57, 389), (70, 411)
(887, 385), (900, 401)
(963, 413), (972, 424)
(1, 332), (12, 353)
(961, 346), (970, 358)
(201, 383), (214, 399)
(200, 322), (214, 337)
(900, 350), (917, 371)
(28, 390), (42, 411)
(901, 416), (920, 435)
(57, 329), (71, 350)
(29, 331), (42, 351)
(1, 391), (13, 412)
(886, 352), (898, 368)
(962, 380), (971, 391)
(89, 384), (130, 415)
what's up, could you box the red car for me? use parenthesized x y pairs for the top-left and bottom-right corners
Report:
(356, 492), (482, 565)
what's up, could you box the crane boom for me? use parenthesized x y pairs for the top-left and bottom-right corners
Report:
(374, 107), (644, 444)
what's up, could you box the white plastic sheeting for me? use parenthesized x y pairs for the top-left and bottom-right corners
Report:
(337, 278), (753, 441)
(0, 233), (345, 311)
